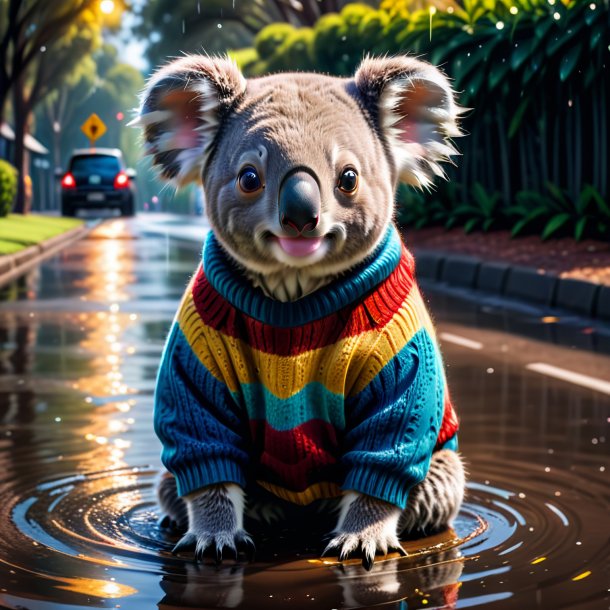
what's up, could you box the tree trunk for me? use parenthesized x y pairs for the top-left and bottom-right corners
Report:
(11, 73), (31, 215)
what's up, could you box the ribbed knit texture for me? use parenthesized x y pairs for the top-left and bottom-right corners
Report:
(154, 227), (459, 509)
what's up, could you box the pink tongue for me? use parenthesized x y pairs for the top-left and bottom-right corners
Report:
(278, 237), (322, 257)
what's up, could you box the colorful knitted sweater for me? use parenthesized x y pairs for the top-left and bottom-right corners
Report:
(154, 227), (459, 509)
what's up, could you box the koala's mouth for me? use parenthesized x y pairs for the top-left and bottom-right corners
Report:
(275, 236), (323, 257)
(260, 230), (338, 264)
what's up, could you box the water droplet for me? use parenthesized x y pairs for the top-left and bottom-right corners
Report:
(496, 21), (505, 30)
(486, 367), (494, 374)
(553, 11), (561, 20)
(217, 23), (222, 29)
(510, 6), (518, 14)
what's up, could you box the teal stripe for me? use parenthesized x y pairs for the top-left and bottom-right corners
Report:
(235, 382), (345, 431)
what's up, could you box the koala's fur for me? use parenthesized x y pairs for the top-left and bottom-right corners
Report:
(137, 54), (465, 569)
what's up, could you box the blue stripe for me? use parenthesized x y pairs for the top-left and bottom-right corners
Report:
(342, 328), (448, 509)
(237, 382), (345, 431)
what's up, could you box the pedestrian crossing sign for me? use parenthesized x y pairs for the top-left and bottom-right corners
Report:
(81, 113), (107, 144)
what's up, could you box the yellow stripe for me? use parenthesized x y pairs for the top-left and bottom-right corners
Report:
(256, 480), (341, 505)
(178, 285), (430, 398)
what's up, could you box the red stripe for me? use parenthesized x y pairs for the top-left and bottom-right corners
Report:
(191, 248), (415, 356)
(435, 389), (459, 449)
(250, 419), (340, 492)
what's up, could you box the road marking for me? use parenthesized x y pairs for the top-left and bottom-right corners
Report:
(526, 362), (610, 395)
(440, 332), (483, 350)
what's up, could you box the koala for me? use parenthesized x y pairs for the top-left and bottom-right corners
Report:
(137, 54), (465, 571)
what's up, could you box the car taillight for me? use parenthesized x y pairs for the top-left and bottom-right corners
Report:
(114, 172), (129, 189)
(61, 173), (76, 189)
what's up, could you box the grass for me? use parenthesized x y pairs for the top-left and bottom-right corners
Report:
(0, 214), (83, 256)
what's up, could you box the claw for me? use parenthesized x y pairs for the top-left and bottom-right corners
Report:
(172, 532), (197, 555)
(158, 514), (172, 529)
(240, 537), (256, 562)
(389, 545), (408, 557)
(215, 545), (223, 565)
(362, 553), (374, 571)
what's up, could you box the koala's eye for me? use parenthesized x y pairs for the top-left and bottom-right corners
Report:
(238, 166), (262, 193)
(338, 168), (358, 194)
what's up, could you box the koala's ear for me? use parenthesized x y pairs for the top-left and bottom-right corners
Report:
(133, 55), (246, 186)
(354, 56), (462, 188)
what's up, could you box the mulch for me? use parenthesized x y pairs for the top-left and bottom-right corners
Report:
(400, 226), (610, 287)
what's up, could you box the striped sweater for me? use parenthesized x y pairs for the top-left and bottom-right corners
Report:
(154, 227), (459, 509)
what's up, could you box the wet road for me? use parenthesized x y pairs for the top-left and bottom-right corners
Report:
(0, 215), (608, 610)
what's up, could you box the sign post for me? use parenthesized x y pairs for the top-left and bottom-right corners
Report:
(80, 113), (107, 148)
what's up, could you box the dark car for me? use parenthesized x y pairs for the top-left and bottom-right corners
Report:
(60, 148), (136, 217)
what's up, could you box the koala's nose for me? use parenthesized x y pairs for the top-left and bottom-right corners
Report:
(278, 170), (321, 236)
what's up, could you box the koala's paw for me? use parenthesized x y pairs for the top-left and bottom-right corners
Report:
(322, 493), (406, 571)
(171, 484), (255, 564)
(173, 528), (254, 563)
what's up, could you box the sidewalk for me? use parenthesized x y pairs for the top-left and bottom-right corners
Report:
(402, 226), (610, 322)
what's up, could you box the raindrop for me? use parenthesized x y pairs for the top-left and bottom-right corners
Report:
(496, 21), (505, 30)
(486, 367), (494, 374)
(553, 12), (561, 20)
(568, 100), (573, 107)
(510, 6), (518, 14)
(198, 1), (201, 13)
(589, 2), (596, 8)
(182, 19), (185, 34)
(217, 23), (222, 29)
(40, 46), (46, 52)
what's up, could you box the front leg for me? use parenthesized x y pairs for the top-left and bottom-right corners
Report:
(323, 492), (407, 570)
(172, 483), (254, 563)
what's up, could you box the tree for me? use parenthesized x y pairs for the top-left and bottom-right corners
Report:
(10, 9), (103, 213)
(37, 43), (144, 170)
(0, 1), (105, 125)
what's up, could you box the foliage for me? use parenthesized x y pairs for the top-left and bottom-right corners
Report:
(507, 184), (610, 241)
(398, 181), (610, 241)
(134, 0), (372, 70)
(234, 0), (610, 242)
(0, 160), (18, 218)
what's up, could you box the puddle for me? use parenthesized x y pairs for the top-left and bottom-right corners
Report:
(0, 219), (607, 609)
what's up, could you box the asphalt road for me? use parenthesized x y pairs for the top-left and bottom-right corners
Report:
(0, 214), (607, 610)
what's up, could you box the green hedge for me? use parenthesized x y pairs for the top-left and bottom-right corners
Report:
(232, 0), (610, 240)
(0, 160), (18, 218)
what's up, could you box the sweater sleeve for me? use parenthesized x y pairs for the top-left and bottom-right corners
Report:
(154, 322), (250, 497)
(341, 328), (446, 509)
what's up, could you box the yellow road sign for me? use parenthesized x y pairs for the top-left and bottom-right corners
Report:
(81, 113), (107, 144)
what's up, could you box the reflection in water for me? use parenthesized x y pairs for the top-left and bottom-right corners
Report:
(0, 219), (607, 609)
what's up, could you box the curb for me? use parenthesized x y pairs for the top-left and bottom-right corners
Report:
(0, 224), (90, 288)
(413, 248), (609, 322)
